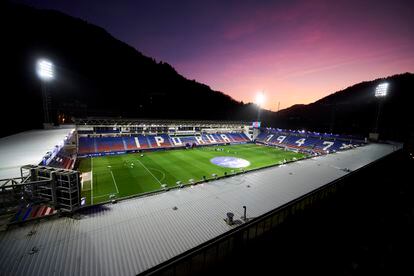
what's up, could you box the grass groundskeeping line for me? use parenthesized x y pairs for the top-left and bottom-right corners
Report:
(78, 144), (307, 205)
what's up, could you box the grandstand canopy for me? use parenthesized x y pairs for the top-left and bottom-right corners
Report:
(74, 117), (251, 127)
(0, 127), (74, 179)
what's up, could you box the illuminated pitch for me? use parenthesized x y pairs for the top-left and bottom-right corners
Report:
(78, 143), (307, 205)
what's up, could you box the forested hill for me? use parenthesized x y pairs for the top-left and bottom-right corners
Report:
(1, 2), (262, 136)
(275, 73), (414, 141)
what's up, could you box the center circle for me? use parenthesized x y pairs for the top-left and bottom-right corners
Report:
(210, 156), (250, 168)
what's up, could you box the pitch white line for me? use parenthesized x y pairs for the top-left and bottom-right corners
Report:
(147, 167), (166, 182)
(109, 170), (120, 193)
(94, 193), (113, 198)
(136, 159), (162, 185)
(91, 157), (94, 205)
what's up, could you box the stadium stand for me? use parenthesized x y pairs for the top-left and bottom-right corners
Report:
(39, 128), (77, 170)
(78, 132), (251, 156)
(10, 204), (56, 224)
(75, 116), (367, 158)
(47, 147), (76, 170)
(77, 128), (365, 157)
(255, 128), (366, 154)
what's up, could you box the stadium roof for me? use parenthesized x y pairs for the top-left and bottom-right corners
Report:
(74, 117), (251, 126)
(0, 143), (400, 275)
(0, 127), (74, 179)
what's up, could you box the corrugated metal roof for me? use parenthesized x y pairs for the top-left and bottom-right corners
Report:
(0, 143), (399, 276)
(0, 128), (74, 179)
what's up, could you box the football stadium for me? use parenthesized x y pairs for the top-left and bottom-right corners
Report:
(0, 117), (401, 275)
(2, 2), (412, 275)
(76, 119), (312, 205)
(73, 118), (366, 205)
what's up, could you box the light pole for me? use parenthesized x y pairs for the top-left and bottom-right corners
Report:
(374, 82), (388, 134)
(255, 92), (265, 123)
(36, 59), (54, 125)
(251, 92), (265, 141)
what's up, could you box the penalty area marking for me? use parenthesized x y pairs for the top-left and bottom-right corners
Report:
(94, 193), (114, 199)
(109, 170), (120, 193)
(136, 159), (163, 185)
(147, 167), (166, 183)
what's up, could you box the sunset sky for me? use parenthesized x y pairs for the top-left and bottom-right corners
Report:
(18, 0), (414, 110)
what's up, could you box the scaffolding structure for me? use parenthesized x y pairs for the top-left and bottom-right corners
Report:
(0, 165), (81, 215)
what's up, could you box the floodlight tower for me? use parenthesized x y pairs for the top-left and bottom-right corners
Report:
(255, 92), (265, 122)
(374, 82), (388, 135)
(36, 59), (54, 125)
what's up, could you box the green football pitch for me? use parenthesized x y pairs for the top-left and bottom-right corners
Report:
(78, 144), (307, 205)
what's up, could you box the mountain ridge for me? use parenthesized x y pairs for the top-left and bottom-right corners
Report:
(275, 72), (414, 141)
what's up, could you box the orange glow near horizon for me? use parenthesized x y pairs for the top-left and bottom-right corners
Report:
(174, 36), (414, 111)
(166, 1), (414, 111)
